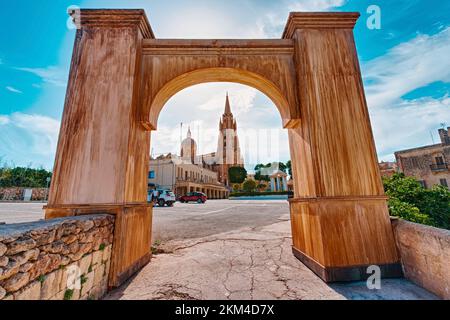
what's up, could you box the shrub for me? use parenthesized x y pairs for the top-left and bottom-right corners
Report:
(383, 173), (450, 229)
(242, 179), (257, 192)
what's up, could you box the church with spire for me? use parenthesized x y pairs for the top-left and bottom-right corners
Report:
(149, 93), (243, 198)
(214, 93), (244, 185)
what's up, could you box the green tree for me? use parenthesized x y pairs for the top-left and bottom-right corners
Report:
(0, 166), (52, 188)
(242, 179), (257, 192)
(228, 166), (247, 184)
(286, 160), (292, 177)
(383, 173), (450, 229)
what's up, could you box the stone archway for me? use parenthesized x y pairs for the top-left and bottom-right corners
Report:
(44, 9), (401, 288)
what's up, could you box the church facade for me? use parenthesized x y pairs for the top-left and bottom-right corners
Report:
(148, 94), (244, 197)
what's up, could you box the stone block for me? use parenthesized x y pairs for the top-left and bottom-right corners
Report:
(0, 256), (8, 267)
(0, 260), (20, 281)
(32, 230), (56, 246)
(62, 234), (78, 245)
(49, 290), (65, 300)
(80, 271), (95, 297)
(94, 263), (105, 286)
(0, 286), (5, 299)
(6, 238), (36, 255)
(19, 262), (33, 273)
(92, 250), (103, 266)
(10, 248), (39, 266)
(2, 272), (30, 292)
(77, 220), (95, 232)
(103, 245), (112, 262)
(41, 269), (62, 300)
(14, 281), (41, 300)
(0, 242), (7, 256)
(78, 254), (92, 275)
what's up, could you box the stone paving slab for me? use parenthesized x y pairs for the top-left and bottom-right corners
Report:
(105, 219), (439, 300)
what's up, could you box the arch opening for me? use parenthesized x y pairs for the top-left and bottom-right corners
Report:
(146, 67), (294, 130)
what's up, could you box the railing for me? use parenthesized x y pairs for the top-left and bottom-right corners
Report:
(430, 163), (448, 171)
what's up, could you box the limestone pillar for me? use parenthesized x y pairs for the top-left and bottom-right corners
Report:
(284, 12), (400, 281)
(44, 9), (154, 288)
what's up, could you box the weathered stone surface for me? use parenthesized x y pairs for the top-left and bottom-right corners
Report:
(6, 238), (36, 255)
(42, 241), (64, 254)
(0, 260), (20, 281)
(32, 230), (56, 246)
(77, 220), (95, 232)
(103, 245), (112, 262)
(94, 263), (105, 286)
(0, 214), (114, 300)
(81, 271), (95, 297)
(28, 254), (51, 280)
(14, 281), (41, 300)
(10, 248), (39, 266)
(0, 286), (6, 299)
(41, 269), (62, 300)
(19, 262), (34, 273)
(62, 234), (78, 245)
(392, 219), (450, 300)
(92, 250), (102, 266)
(0, 242), (7, 256)
(68, 242), (80, 254)
(2, 272), (30, 292)
(69, 243), (92, 261)
(79, 254), (92, 275)
(0, 256), (8, 267)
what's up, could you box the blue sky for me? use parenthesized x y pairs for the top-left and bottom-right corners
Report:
(0, 0), (449, 171)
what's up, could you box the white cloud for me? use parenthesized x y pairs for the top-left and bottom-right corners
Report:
(289, 0), (347, 11)
(0, 113), (60, 169)
(16, 66), (68, 87)
(371, 96), (450, 161)
(6, 86), (22, 94)
(362, 27), (450, 160)
(0, 115), (10, 125)
(363, 27), (450, 108)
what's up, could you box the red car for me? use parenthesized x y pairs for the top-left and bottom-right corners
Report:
(178, 192), (207, 204)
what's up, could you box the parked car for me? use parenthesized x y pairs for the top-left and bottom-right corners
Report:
(148, 189), (176, 207)
(178, 192), (207, 204)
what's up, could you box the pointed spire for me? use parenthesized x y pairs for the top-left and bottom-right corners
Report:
(224, 92), (232, 115)
(187, 126), (192, 138)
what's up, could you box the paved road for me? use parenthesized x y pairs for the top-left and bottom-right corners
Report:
(0, 200), (289, 243)
(0, 202), (46, 224)
(152, 199), (289, 242)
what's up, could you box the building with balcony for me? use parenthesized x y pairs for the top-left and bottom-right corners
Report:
(395, 127), (450, 189)
(148, 154), (229, 199)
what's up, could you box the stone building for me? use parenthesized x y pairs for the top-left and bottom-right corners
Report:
(395, 127), (450, 189)
(148, 154), (229, 199)
(148, 94), (244, 197)
(378, 161), (398, 178)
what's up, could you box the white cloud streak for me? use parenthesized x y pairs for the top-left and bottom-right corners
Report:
(16, 66), (68, 87)
(6, 86), (22, 94)
(363, 27), (450, 160)
(0, 113), (60, 169)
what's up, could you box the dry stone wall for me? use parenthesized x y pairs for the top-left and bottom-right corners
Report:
(0, 188), (49, 201)
(392, 218), (450, 299)
(0, 214), (114, 300)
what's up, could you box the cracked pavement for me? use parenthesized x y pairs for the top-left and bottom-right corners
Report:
(105, 200), (438, 300)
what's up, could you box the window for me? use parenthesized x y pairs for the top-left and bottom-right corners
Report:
(418, 180), (427, 189)
(148, 171), (155, 179)
(440, 179), (448, 188)
(435, 156), (444, 165)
